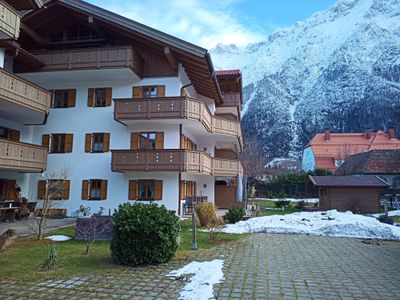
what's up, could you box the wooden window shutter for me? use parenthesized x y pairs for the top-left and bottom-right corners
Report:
(132, 86), (141, 98)
(100, 180), (108, 200)
(155, 132), (164, 149)
(37, 180), (46, 199)
(188, 139), (193, 150)
(187, 181), (193, 197)
(5, 179), (16, 200)
(81, 180), (89, 200)
(131, 133), (139, 150)
(87, 88), (94, 106)
(103, 133), (110, 152)
(61, 180), (70, 199)
(180, 134), (185, 149)
(128, 180), (138, 200)
(154, 180), (163, 200)
(10, 129), (20, 142)
(157, 85), (165, 97)
(42, 134), (50, 151)
(85, 133), (92, 152)
(105, 88), (112, 106)
(180, 181), (185, 200)
(65, 134), (73, 152)
(67, 89), (76, 107)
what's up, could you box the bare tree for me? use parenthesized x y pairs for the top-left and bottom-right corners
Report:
(32, 167), (71, 240)
(240, 137), (268, 178)
(75, 216), (112, 254)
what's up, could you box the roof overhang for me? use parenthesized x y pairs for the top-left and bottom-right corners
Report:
(22, 0), (223, 104)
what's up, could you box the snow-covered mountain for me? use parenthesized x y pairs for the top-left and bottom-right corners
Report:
(211, 0), (400, 159)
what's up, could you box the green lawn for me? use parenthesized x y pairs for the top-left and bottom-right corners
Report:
(0, 220), (246, 282)
(248, 199), (304, 216)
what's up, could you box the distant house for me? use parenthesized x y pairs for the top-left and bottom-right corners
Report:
(335, 150), (400, 188)
(302, 128), (400, 172)
(309, 175), (389, 213)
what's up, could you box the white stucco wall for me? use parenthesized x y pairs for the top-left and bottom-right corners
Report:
(302, 147), (316, 172)
(19, 71), (227, 215)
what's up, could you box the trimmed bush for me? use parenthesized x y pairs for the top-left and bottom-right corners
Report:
(226, 206), (245, 224)
(274, 200), (291, 208)
(111, 203), (180, 266)
(195, 202), (217, 227)
(295, 200), (306, 210)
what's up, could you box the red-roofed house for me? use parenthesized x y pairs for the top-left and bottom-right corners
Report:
(302, 129), (400, 172)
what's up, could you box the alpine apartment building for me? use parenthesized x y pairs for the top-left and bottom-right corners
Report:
(0, 0), (243, 216)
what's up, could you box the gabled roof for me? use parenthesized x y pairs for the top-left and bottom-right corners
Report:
(309, 175), (389, 187)
(22, 0), (224, 103)
(305, 130), (400, 171)
(335, 150), (400, 175)
(215, 70), (241, 76)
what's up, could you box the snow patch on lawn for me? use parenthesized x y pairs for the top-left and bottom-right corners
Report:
(221, 210), (400, 240)
(167, 259), (224, 300)
(45, 235), (71, 241)
(372, 210), (400, 218)
(250, 198), (319, 203)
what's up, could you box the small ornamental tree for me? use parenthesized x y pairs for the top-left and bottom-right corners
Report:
(75, 216), (112, 254)
(111, 203), (180, 266)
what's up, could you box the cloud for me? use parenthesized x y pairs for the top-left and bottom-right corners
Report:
(88, 0), (265, 49)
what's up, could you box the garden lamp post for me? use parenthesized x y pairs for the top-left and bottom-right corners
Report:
(192, 205), (197, 250)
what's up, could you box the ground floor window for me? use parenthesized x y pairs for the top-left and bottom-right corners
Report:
(128, 180), (162, 200)
(82, 179), (107, 200)
(37, 179), (70, 200)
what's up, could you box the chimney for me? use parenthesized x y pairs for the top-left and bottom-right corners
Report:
(324, 128), (331, 141)
(365, 128), (373, 140)
(388, 127), (396, 139)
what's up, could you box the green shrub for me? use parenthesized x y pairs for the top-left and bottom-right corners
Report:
(195, 202), (217, 227)
(274, 200), (291, 208)
(111, 203), (180, 266)
(295, 200), (306, 210)
(226, 206), (245, 224)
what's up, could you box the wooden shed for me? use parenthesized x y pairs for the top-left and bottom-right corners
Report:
(309, 175), (389, 213)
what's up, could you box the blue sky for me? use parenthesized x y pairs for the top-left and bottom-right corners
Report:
(87, 0), (336, 48)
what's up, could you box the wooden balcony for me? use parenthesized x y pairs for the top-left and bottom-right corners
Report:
(0, 68), (51, 117)
(0, 139), (47, 172)
(111, 149), (242, 176)
(114, 96), (242, 139)
(0, 2), (20, 40)
(27, 46), (144, 77)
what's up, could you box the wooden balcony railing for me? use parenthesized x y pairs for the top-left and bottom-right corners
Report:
(0, 69), (51, 114)
(0, 2), (20, 40)
(0, 139), (47, 172)
(111, 149), (242, 176)
(28, 46), (144, 77)
(114, 96), (242, 139)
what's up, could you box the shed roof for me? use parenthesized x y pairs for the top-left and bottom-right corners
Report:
(309, 175), (389, 187)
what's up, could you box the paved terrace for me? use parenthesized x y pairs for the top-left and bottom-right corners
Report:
(1, 233), (399, 299)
